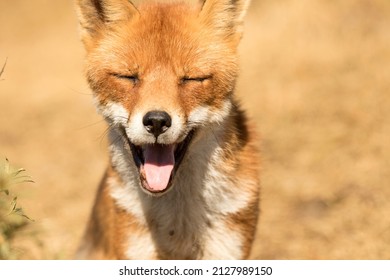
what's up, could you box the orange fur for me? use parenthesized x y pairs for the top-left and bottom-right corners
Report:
(76, 0), (260, 260)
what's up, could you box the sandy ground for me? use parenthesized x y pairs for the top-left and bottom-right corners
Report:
(0, 0), (389, 259)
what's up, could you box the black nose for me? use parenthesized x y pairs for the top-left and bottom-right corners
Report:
(143, 111), (172, 138)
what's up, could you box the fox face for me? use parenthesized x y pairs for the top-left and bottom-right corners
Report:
(77, 0), (250, 195)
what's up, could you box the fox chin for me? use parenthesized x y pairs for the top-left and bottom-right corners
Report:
(75, 0), (260, 260)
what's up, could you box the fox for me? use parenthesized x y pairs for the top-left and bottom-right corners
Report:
(75, 0), (260, 259)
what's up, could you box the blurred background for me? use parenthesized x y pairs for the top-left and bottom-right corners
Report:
(0, 0), (389, 259)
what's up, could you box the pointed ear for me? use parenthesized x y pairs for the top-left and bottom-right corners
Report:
(199, 0), (251, 41)
(76, 0), (138, 47)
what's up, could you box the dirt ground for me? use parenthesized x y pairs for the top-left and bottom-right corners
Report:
(0, 0), (389, 259)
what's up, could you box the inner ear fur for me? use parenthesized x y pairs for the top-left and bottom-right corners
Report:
(199, 0), (251, 40)
(76, 0), (138, 47)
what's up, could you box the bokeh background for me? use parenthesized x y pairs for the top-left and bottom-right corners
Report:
(1, 0), (389, 259)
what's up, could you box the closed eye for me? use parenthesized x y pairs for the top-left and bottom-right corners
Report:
(181, 75), (212, 84)
(113, 73), (139, 84)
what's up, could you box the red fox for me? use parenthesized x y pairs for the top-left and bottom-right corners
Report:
(76, 0), (260, 259)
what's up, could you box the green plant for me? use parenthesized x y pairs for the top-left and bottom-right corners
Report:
(0, 158), (34, 259)
(1, 60), (35, 258)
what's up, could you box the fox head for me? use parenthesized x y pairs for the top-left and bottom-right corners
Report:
(76, 0), (251, 195)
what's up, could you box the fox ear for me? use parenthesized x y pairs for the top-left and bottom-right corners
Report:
(76, 0), (138, 46)
(199, 0), (251, 41)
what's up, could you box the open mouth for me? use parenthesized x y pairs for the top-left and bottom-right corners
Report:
(119, 127), (195, 195)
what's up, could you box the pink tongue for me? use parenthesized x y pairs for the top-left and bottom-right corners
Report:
(143, 144), (175, 192)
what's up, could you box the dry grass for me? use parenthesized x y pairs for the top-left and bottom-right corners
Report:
(0, 0), (389, 259)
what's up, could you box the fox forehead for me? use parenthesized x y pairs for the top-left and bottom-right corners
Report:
(91, 3), (235, 75)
